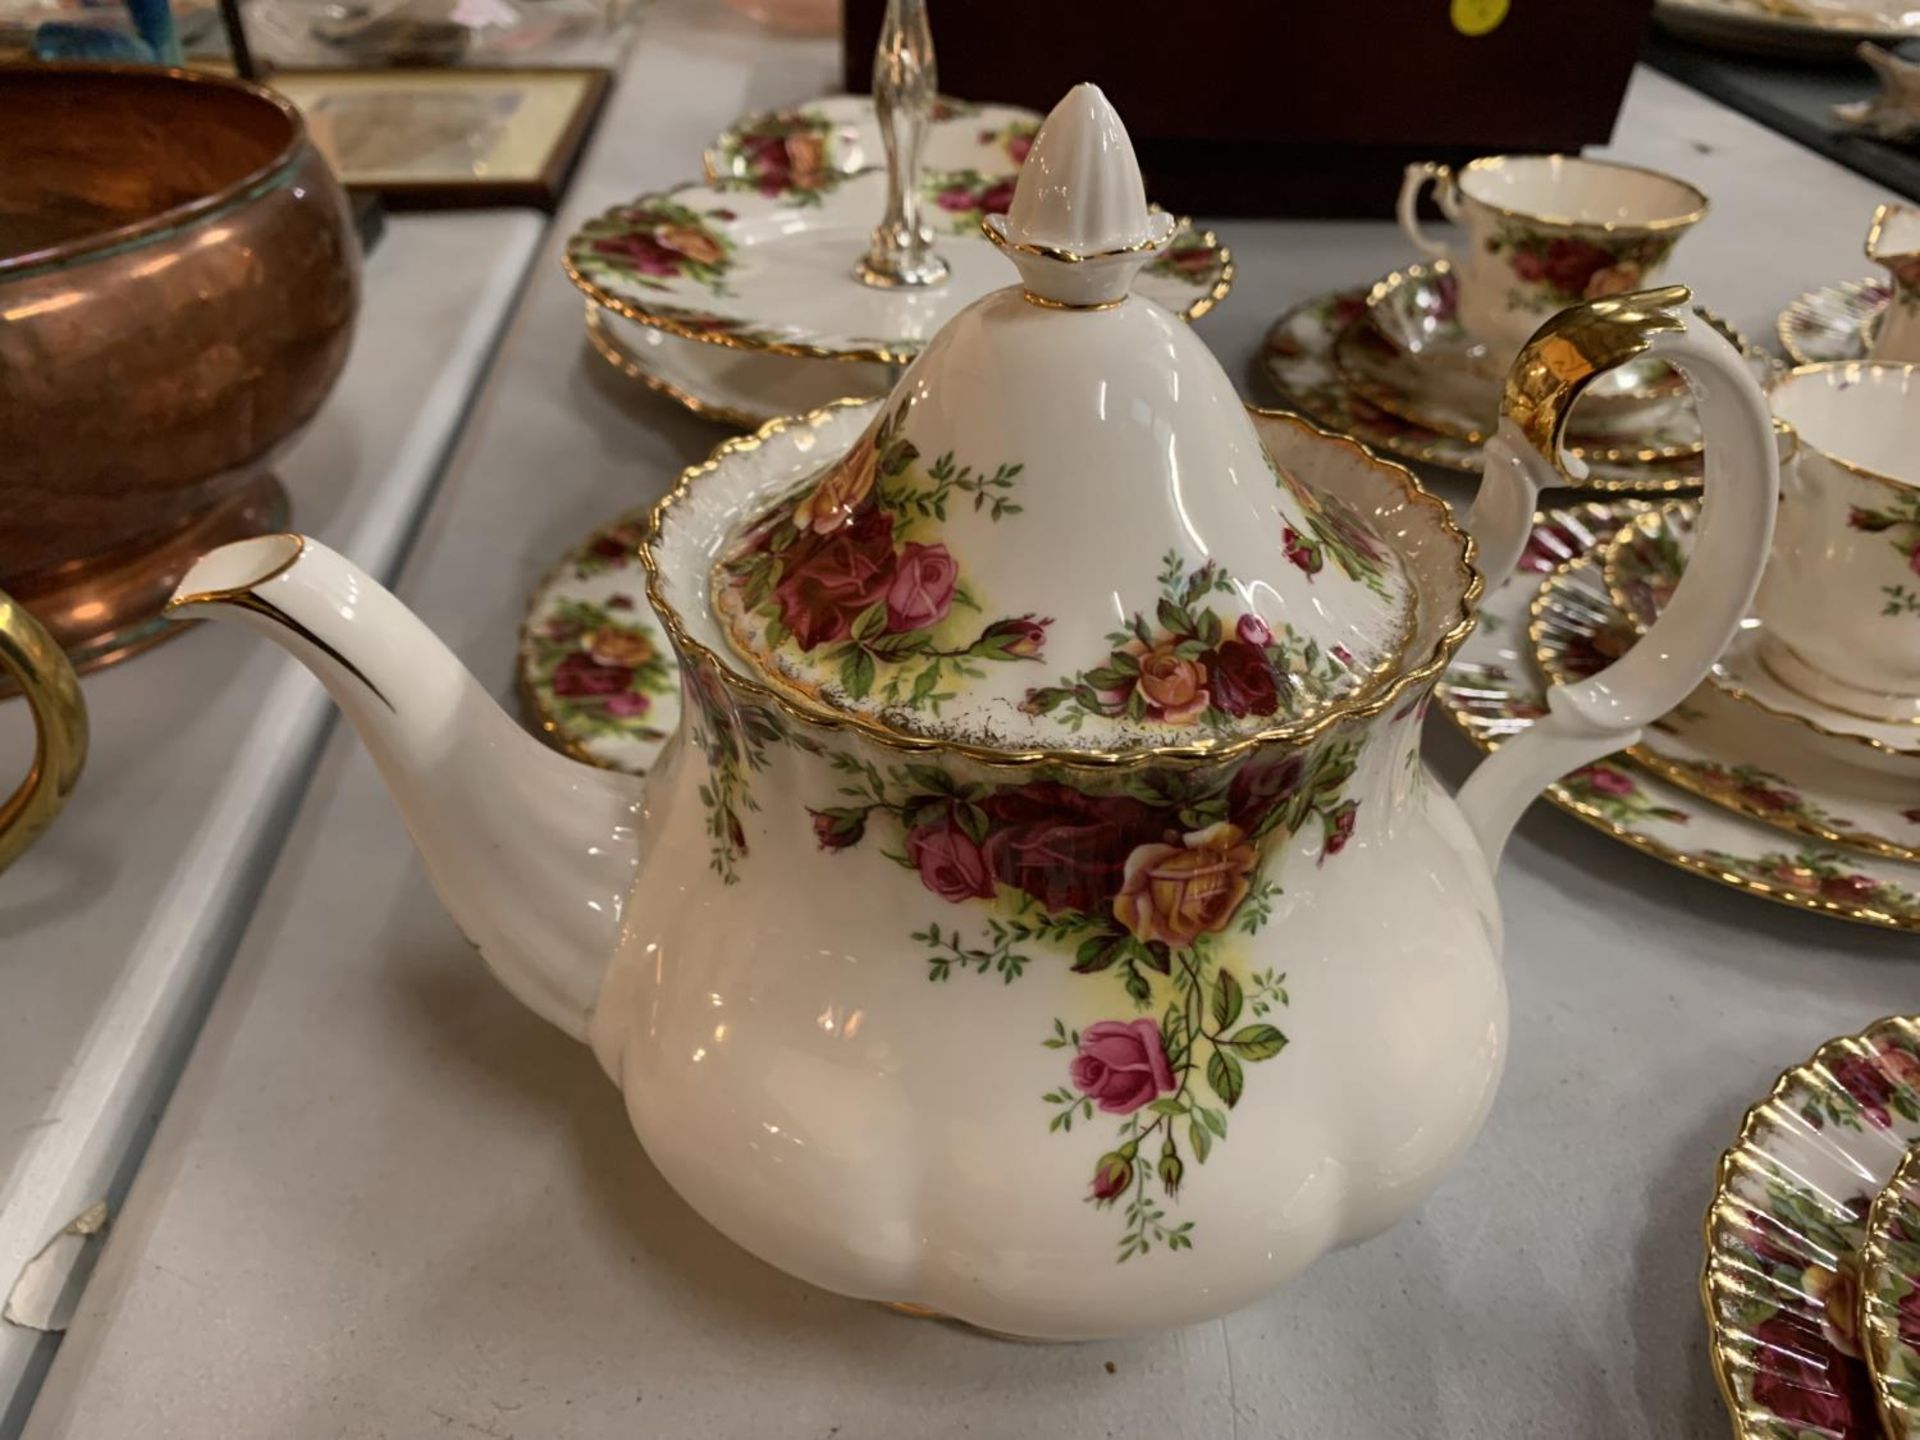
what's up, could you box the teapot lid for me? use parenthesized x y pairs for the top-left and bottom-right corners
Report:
(711, 84), (1415, 753)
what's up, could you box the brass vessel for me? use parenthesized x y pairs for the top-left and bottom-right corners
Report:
(0, 64), (360, 679)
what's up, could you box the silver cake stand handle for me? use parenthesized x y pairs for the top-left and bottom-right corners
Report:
(854, 0), (949, 289)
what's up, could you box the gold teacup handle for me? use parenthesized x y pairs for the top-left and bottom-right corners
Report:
(0, 590), (88, 873)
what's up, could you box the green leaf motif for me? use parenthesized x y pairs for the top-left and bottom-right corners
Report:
(1211, 970), (1244, 1031)
(1207, 1048), (1245, 1109)
(840, 647), (876, 699)
(850, 602), (887, 641)
(1189, 1117), (1213, 1164)
(1225, 1024), (1287, 1062)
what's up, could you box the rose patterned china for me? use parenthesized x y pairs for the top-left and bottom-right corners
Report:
(168, 84), (1786, 1339)
(1532, 529), (1920, 863)
(1864, 1141), (1920, 1438)
(1332, 286), (1708, 463)
(1702, 1016), (1920, 1440)
(1439, 500), (1920, 931)
(1779, 278), (1887, 368)
(704, 94), (1041, 203)
(1396, 154), (1708, 365)
(1259, 286), (1741, 493)
(519, 511), (681, 774)
(1655, 0), (1920, 59)
(1867, 204), (1920, 363)
(1606, 503), (1920, 768)
(584, 303), (895, 430)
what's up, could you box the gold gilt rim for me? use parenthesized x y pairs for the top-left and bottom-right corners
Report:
(582, 302), (766, 430)
(1602, 501), (1920, 760)
(1437, 690), (1920, 932)
(1866, 200), (1920, 265)
(1435, 498), (1920, 933)
(1530, 542), (1920, 863)
(639, 398), (1484, 773)
(1449, 154), (1711, 233)
(1700, 1015), (1920, 1440)
(563, 214), (1234, 368)
(1862, 1141), (1920, 1440)
(514, 506), (674, 774)
(1775, 277), (1883, 369)
(1328, 312), (1705, 464)
(1362, 260), (1686, 407)
(981, 208), (1178, 263)
(1772, 361), (1920, 496)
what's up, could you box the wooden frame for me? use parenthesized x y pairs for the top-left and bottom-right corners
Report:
(267, 65), (611, 212)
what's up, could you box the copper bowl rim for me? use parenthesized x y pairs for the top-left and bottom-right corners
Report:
(0, 62), (311, 282)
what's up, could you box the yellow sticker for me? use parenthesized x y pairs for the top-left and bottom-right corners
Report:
(1451, 0), (1508, 36)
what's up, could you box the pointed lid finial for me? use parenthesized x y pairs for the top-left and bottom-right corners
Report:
(985, 83), (1175, 307)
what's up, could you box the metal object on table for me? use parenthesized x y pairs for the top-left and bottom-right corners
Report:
(0, 64), (360, 685)
(0, 588), (87, 873)
(853, 0), (948, 289)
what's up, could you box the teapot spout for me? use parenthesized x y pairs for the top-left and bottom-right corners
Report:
(169, 535), (646, 1040)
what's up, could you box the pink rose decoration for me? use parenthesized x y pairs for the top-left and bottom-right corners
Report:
(1909, 541), (1920, 576)
(1282, 525), (1323, 576)
(1579, 764), (1637, 798)
(1829, 1042), (1920, 1127)
(604, 692), (652, 719)
(549, 652), (630, 699)
(1236, 613), (1272, 647)
(905, 817), (996, 903)
(885, 542), (958, 632)
(1069, 1019), (1177, 1115)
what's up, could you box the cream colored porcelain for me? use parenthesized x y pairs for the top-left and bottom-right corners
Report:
(166, 87), (1782, 1340)
(1867, 203), (1920, 361)
(1396, 155), (1708, 364)
(1759, 362), (1920, 723)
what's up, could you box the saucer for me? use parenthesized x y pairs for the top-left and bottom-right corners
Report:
(1435, 498), (1920, 930)
(1864, 1143), (1920, 1438)
(1779, 277), (1888, 367)
(584, 302), (894, 429)
(1261, 288), (1715, 492)
(1531, 541), (1920, 862)
(518, 511), (681, 774)
(1657, 0), (1920, 59)
(1365, 262), (1685, 406)
(704, 94), (1040, 205)
(565, 174), (1232, 366)
(1702, 1015), (1920, 1440)
(1604, 503), (1920, 763)
(1333, 314), (1702, 462)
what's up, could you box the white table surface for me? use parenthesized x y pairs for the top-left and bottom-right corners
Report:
(18, 20), (1920, 1438)
(0, 209), (545, 1426)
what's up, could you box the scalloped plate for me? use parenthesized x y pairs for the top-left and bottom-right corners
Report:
(518, 512), (681, 774)
(1531, 539), (1920, 862)
(583, 301), (894, 429)
(1864, 1142), (1920, 1438)
(1779, 278), (1887, 368)
(1258, 289), (1723, 492)
(1702, 1016), (1920, 1440)
(564, 174), (1232, 364)
(1434, 499), (1920, 931)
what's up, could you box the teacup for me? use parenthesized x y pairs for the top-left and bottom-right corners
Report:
(1396, 155), (1708, 363)
(1865, 202), (1920, 362)
(1756, 361), (1920, 723)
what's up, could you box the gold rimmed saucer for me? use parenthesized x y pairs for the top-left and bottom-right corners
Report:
(1778, 276), (1887, 367)
(1604, 504), (1920, 765)
(1533, 533), (1920, 862)
(1863, 1143), (1920, 1439)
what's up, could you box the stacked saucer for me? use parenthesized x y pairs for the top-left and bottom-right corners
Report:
(564, 92), (1232, 429)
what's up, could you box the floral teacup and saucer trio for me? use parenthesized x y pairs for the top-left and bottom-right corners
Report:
(1263, 152), (1766, 493)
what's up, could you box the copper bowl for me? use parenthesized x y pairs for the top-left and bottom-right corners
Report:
(0, 64), (359, 676)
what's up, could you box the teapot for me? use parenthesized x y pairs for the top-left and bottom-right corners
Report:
(170, 87), (1779, 1339)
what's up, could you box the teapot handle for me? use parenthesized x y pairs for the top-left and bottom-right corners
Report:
(1396, 162), (1460, 261)
(0, 588), (87, 873)
(1454, 288), (1779, 866)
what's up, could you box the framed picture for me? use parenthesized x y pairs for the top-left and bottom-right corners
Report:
(268, 66), (611, 211)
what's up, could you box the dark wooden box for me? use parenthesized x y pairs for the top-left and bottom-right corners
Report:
(843, 1), (1656, 217)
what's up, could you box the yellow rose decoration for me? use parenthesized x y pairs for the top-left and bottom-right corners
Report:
(1113, 822), (1258, 948)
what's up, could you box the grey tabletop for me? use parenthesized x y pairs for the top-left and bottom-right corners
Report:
(0, 210), (544, 1421)
(17, 16), (1920, 1438)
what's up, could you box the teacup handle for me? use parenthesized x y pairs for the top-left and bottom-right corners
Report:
(1396, 161), (1460, 261)
(0, 589), (88, 873)
(1453, 287), (1779, 866)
